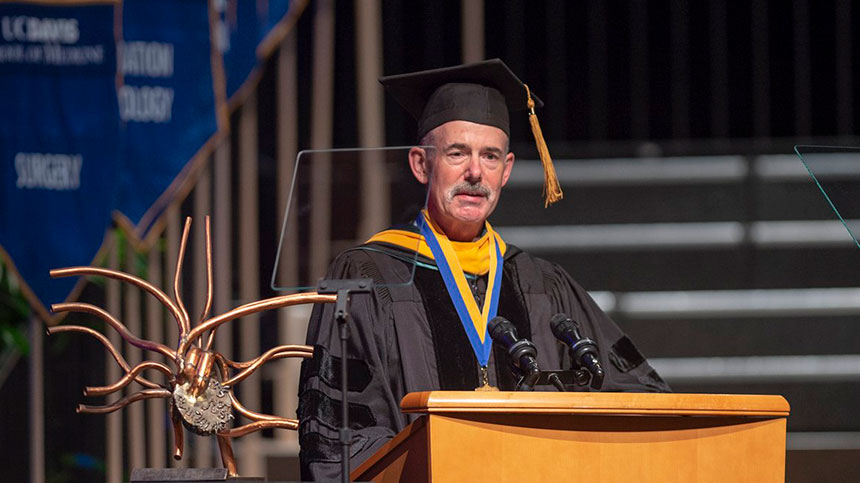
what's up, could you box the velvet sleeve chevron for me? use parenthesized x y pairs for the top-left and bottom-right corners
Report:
(297, 249), (410, 482)
(542, 259), (671, 393)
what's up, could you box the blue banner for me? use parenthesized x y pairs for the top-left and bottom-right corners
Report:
(0, 2), (118, 319)
(0, 0), (305, 320)
(115, 0), (220, 238)
(218, 0), (261, 101)
(216, 0), (299, 102)
(260, 0), (293, 36)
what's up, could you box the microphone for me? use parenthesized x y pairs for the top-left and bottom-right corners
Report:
(487, 316), (541, 390)
(549, 314), (605, 389)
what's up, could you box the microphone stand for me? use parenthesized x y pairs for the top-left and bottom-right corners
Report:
(530, 368), (602, 391)
(513, 361), (542, 391)
(317, 278), (373, 483)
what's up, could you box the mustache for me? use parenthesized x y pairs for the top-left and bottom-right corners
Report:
(447, 182), (491, 199)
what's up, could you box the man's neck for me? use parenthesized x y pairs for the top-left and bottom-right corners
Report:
(426, 208), (484, 242)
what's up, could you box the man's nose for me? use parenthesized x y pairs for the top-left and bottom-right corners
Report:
(464, 153), (483, 181)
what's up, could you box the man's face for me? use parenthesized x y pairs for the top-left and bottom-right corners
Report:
(409, 120), (515, 240)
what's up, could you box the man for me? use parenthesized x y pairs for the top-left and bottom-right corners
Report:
(297, 59), (669, 481)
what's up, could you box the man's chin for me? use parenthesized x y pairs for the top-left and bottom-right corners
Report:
(450, 207), (490, 225)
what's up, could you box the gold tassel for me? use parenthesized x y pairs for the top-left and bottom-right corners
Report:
(524, 84), (563, 207)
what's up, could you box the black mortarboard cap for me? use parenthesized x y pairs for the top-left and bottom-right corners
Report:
(379, 59), (563, 207)
(378, 58), (542, 140)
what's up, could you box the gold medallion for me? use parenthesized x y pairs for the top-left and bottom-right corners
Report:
(475, 365), (499, 392)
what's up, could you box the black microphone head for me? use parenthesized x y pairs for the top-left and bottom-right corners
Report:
(488, 316), (517, 340)
(549, 313), (574, 338)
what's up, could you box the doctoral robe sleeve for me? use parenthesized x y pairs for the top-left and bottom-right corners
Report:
(297, 250), (407, 481)
(545, 262), (671, 393)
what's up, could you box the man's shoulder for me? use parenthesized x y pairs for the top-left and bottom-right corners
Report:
(504, 244), (561, 275)
(503, 244), (565, 293)
(338, 241), (428, 264)
(328, 242), (422, 282)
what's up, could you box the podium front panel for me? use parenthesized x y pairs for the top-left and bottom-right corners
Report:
(353, 392), (789, 482)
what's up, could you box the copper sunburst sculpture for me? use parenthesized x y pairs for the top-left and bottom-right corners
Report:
(48, 216), (335, 476)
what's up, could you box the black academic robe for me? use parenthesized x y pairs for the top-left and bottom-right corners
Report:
(297, 242), (669, 481)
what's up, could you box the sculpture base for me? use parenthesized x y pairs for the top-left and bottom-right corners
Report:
(130, 468), (264, 482)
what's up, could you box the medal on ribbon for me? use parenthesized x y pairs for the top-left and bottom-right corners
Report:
(418, 210), (503, 387)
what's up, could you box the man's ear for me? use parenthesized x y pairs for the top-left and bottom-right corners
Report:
(409, 147), (430, 184)
(500, 151), (515, 187)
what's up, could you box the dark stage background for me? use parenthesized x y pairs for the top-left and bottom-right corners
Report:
(3, 1), (860, 481)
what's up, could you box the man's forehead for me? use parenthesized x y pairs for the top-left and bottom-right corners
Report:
(430, 120), (510, 150)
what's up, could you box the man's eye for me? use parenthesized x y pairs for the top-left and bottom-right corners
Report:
(482, 153), (501, 165)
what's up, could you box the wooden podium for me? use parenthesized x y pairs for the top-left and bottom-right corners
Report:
(351, 391), (789, 482)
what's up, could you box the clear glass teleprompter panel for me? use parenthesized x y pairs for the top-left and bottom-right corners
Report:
(795, 145), (860, 250)
(270, 146), (433, 293)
